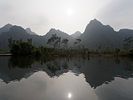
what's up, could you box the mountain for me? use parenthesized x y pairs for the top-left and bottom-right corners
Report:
(26, 28), (37, 35)
(80, 19), (121, 50)
(44, 28), (72, 40)
(0, 24), (13, 34)
(0, 25), (44, 49)
(71, 31), (82, 38)
(0, 26), (73, 50)
(44, 28), (74, 47)
(1, 20), (133, 50)
(118, 29), (133, 38)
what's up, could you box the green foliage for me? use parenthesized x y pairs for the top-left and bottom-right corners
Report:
(10, 40), (34, 56)
(8, 37), (133, 58)
(9, 38), (57, 57)
(62, 38), (69, 49)
(8, 37), (13, 49)
(47, 34), (61, 48)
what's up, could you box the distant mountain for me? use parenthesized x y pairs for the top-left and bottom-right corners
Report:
(1, 20), (133, 50)
(0, 24), (12, 34)
(0, 26), (74, 50)
(118, 29), (133, 38)
(71, 31), (82, 38)
(44, 28), (74, 47)
(44, 28), (72, 39)
(80, 19), (121, 50)
(0, 25), (44, 49)
(26, 28), (37, 35)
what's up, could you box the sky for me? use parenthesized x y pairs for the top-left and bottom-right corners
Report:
(0, 0), (133, 35)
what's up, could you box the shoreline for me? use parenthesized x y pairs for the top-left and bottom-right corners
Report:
(0, 54), (12, 56)
(0, 53), (131, 58)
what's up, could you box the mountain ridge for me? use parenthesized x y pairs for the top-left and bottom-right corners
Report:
(1, 19), (133, 50)
(71, 31), (82, 38)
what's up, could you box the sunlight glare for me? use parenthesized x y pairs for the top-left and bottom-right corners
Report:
(66, 8), (74, 16)
(67, 92), (72, 99)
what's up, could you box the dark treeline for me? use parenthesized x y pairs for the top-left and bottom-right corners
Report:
(8, 36), (89, 57)
(7, 34), (133, 57)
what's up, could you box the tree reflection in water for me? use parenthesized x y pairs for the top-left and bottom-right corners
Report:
(0, 56), (132, 88)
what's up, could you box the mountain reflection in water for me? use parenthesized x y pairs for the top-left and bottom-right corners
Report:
(0, 56), (133, 100)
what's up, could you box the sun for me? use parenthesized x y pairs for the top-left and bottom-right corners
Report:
(66, 8), (74, 16)
(67, 92), (72, 99)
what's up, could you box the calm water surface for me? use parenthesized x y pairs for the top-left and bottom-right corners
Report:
(0, 56), (133, 100)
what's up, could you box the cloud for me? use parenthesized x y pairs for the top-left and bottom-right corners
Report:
(97, 0), (133, 30)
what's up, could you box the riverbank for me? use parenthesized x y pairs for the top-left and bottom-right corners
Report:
(0, 52), (130, 58)
(0, 54), (12, 56)
(0, 49), (132, 59)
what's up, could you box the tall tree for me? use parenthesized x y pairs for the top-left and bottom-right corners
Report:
(8, 37), (13, 49)
(47, 34), (61, 49)
(62, 38), (69, 49)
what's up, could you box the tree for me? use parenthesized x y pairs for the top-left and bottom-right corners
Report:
(54, 37), (61, 48)
(8, 37), (13, 49)
(47, 34), (61, 49)
(62, 38), (69, 49)
(9, 39), (35, 56)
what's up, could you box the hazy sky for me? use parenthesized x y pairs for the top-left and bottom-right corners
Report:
(0, 0), (133, 35)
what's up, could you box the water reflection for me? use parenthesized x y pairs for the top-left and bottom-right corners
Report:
(0, 56), (133, 87)
(67, 92), (72, 99)
(0, 56), (133, 100)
